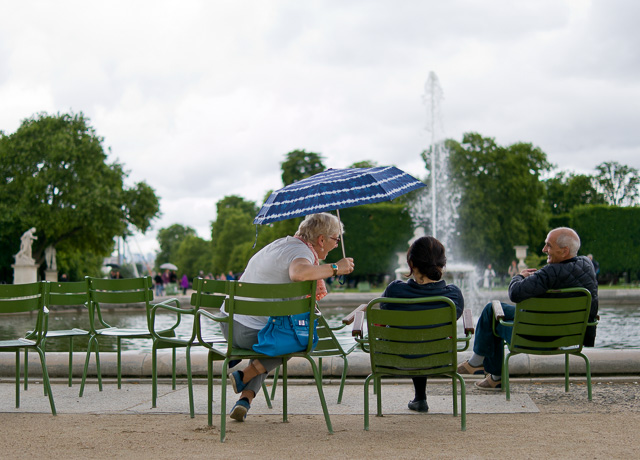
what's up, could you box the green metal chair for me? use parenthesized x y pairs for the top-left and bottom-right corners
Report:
(79, 276), (181, 397)
(354, 296), (473, 431)
(0, 281), (56, 415)
(492, 287), (597, 401)
(149, 277), (227, 417)
(195, 279), (333, 443)
(269, 313), (359, 404)
(25, 281), (90, 390)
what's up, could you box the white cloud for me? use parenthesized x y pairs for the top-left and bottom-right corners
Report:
(1, 0), (639, 255)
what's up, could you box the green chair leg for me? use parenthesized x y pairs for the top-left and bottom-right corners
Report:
(337, 356), (348, 404)
(186, 347), (194, 418)
(307, 356), (333, 434)
(282, 360), (288, 422)
(24, 349), (29, 391)
(565, 354), (570, 392)
(152, 344), (158, 408)
(364, 374), (374, 430)
(36, 347), (57, 415)
(15, 351), (20, 408)
(172, 348), (177, 390)
(455, 373), (466, 431)
(270, 366), (280, 400)
(68, 337), (74, 387)
(220, 361), (228, 443)
(117, 338), (122, 389)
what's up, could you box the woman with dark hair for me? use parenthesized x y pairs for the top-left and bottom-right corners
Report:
(381, 235), (464, 412)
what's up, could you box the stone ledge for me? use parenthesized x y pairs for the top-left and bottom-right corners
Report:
(3, 348), (638, 378)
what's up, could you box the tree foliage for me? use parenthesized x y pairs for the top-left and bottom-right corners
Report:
(0, 112), (160, 282)
(544, 171), (606, 215)
(174, 235), (215, 280)
(594, 161), (640, 206)
(280, 149), (326, 185)
(211, 196), (258, 275)
(447, 133), (551, 270)
(155, 224), (197, 269)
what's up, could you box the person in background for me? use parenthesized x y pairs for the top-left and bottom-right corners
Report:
(587, 254), (600, 276)
(220, 213), (355, 423)
(380, 235), (464, 413)
(508, 260), (518, 278)
(180, 274), (189, 295)
(154, 272), (164, 296)
(483, 264), (495, 290)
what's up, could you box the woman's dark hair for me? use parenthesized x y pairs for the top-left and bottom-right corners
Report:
(406, 236), (446, 281)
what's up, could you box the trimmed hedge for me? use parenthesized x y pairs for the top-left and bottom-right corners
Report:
(324, 202), (413, 278)
(571, 205), (640, 278)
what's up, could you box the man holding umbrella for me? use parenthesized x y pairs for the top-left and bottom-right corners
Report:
(220, 212), (354, 422)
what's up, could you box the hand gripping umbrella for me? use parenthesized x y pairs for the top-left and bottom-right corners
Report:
(254, 166), (426, 258)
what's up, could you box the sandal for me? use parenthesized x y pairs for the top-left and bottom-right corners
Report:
(457, 360), (485, 375)
(475, 375), (501, 391)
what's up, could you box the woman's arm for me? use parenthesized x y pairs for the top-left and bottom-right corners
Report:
(289, 257), (354, 282)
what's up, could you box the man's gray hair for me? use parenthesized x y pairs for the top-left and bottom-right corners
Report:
(554, 227), (581, 257)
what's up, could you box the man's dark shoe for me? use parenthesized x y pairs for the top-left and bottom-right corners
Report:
(408, 399), (429, 412)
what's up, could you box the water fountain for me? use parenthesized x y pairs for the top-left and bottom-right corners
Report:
(399, 72), (481, 308)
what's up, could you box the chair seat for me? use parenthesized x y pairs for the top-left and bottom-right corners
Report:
(97, 327), (151, 337)
(31, 328), (90, 337)
(0, 338), (36, 348)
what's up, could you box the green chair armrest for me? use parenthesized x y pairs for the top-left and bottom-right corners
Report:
(342, 303), (368, 325)
(491, 300), (504, 321)
(462, 308), (474, 335)
(195, 309), (229, 350)
(351, 310), (366, 338)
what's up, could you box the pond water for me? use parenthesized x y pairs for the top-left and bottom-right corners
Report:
(1, 303), (638, 352)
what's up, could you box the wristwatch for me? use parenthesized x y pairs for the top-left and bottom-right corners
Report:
(331, 264), (338, 277)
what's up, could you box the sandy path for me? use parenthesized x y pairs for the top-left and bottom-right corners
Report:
(1, 381), (639, 459)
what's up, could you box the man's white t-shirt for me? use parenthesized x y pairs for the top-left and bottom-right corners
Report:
(221, 236), (314, 330)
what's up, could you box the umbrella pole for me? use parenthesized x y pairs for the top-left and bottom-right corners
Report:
(336, 209), (346, 259)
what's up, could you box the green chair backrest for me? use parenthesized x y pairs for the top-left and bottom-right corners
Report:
(510, 287), (592, 354)
(366, 296), (459, 377)
(191, 278), (228, 310)
(85, 276), (154, 331)
(48, 281), (87, 307)
(313, 315), (344, 354)
(0, 281), (48, 343)
(194, 279), (317, 353)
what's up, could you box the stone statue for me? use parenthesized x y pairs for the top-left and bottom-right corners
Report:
(45, 245), (57, 270)
(15, 227), (37, 265)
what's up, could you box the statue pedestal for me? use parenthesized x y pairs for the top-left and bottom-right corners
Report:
(45, 270), (58, 282)
(12, 264), (38, 284)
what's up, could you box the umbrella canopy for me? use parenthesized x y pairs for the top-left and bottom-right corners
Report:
(254, 167), (425, 258)
(254, 166), (425, 225)
(159, 262), (178, 271)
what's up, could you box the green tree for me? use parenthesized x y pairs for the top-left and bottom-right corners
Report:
(349, 160), (378, 168)
(280, 149), (326, 185)
(447, 132), (551, 269)
(155, 224), (197, 269)
(174, 235), (215, 279)
(0, 112), (160, 282)
(544, 171), (606, 215)
(211, 196), (258, 274)
(594, 161), (640, 206)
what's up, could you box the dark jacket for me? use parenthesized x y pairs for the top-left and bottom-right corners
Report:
(508, 255), (598, 346)
(381, 279), (464, 320)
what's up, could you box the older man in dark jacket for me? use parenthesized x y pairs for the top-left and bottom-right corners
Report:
(457, 227), (598, 390)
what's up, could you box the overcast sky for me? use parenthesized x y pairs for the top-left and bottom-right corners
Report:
(2, 0), (639, 257)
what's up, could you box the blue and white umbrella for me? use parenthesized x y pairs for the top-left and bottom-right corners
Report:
(254, 166), (425, 256)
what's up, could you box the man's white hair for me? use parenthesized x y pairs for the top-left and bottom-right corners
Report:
(553, 227), (581, 257)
